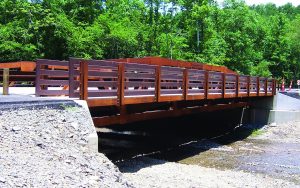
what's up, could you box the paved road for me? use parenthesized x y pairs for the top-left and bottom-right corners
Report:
(0, 87), (74, 109)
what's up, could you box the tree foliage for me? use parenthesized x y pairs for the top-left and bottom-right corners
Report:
(0, 0), (300, 81)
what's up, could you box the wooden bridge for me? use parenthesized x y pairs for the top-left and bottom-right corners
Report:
(34, 57), (276, 127)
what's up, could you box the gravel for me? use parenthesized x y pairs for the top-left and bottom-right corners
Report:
(118, 157), (296, 188)
(253, 121), (300, 143)
(0, 102), (132, 187)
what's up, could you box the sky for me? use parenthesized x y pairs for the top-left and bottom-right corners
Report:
(216, 0), (300, 6)
(244, 0), (300, 6)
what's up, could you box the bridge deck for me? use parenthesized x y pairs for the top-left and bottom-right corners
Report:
(34, 58), (276, 127)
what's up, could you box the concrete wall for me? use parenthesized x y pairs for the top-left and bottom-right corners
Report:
(250, 93), (300, 125)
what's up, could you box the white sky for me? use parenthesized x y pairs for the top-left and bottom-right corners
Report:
(217, 0), (300, 6)
(244, 0), (300, 6)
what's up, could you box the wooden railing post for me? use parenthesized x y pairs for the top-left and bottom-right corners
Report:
(3, 68), (9, 95)
(35, 61), (41, 97)
(247, 76), (250, 97)
(117, 63), (125, 106)
(264, 78), (268, 96)
(69, 59), (75, 98)
(155, 65), (161, 102)
(205, 71), (209, 99)
(40, 64), (48, 92)
(79, 61), (88, 100)
(183, 69), (188, 100)
(222, 73), (226, 98)
(235, 75), (239, 98)
(257, 77), (260, 96)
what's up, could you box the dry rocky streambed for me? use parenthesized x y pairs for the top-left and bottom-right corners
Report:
(0, 101), (299, 187)
(117, 121), (300, 187)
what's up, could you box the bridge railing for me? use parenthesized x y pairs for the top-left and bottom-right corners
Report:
(35, 59), (276, 106)
(35, 59), (69, 96)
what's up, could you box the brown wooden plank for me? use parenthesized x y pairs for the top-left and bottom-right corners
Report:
(124, 90), (155, 96)
(222, 73), (225, 97)
(155, 66), (161, 102)
(204, 71), (209, 99)
(39, 79), (69, 85)
(207, 93), (223, 99)
(38, 90), (69, 96)
(125, 62), (156, 69)
(123, 96), (156, 105)
(183, 69), (188, 100)
(87, 59), (119, 67)
(256, 77), (260, 96)
(39, 69), (69, 76)
(161, 66), (184, 72)
(125, 72), (155, 79)
(236, 75), (239, 97)
(208, 83), (223, 87)
(87, 90), (117, 97)
(224, 93), (236, 98)
(87, 98), (117, 107)
(188, 69), (206, 74)
(69, 58), (78, 98)
(249, 92), (258, 97)
(79, 61), (88, 100)
(88, 81), (118, 87)
(88, 71), (118, 78)
(125, 82), (155, 87)
(159, 95), (183, 102)
(160, 89), (183, 95)
(161, 74), (183, 80)
(161, 82), (183, 87)
(117, 63), (125, 105)
(186, 94), (205, 100)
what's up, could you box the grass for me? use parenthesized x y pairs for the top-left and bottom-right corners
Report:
(60, 104), (79, 112)
(250, 129), (265, 137)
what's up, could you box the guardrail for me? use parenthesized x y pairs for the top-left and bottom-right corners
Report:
(35, 59), (276, 107)
(77, 61), (276, 107)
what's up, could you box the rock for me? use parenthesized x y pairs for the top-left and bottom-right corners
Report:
(12, 126), (21, 132)
(89, 175), (99, 181)
(0, 177), (6, 183)
(71, 122), (79, 130)
(65, 160), (71, 164)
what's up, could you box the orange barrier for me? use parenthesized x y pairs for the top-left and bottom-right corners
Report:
(0, 61), (36, 72)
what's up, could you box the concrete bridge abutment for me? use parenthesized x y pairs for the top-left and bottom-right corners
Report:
(249, 92), (300, 125)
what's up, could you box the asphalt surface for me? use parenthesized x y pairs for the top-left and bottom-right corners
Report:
(0, 87), (76, 109)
